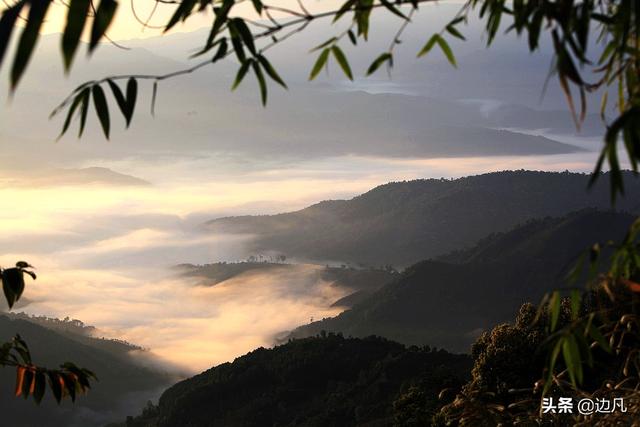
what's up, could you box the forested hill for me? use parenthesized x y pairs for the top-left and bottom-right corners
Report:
(119, 335), (471, 427)
(285, 209), (636, 352)
(205, 171), (640, 267)
(0, 316), (178, 427)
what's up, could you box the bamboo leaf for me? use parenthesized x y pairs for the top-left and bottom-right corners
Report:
(417, 34), (438, 57)
(92, 84), (110, 139)
(549, 291), (561, 332)
(252, 61), (267, 106)
(366, 52), (392, 76)
(446, 25), (466, 40)
(11, 0), (51, 91)
(435, 35), (456, 67)
(257, 54), (287, 89)
(232, 59), (251, 90)
(309, 48), (330, 80)
(78, 89), (90, 137)
(124, 77), (137, 126)
(331, 45), (353, 80)
(151, 81), (158, 116)
(62, 0), (90, 71)
(0, 1), (26, 72)
(57, 88), (87, 140)
(89, 0), (117, 52)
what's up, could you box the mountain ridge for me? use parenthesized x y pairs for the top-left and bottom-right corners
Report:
(206, 171), (640, 267)
(284, 209), (635, 352)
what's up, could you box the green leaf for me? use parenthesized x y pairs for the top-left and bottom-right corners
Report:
(232, 59), (251, 90)
(309, 48), (330, 81)
(47, 372), (62, 404)
(211, 38), (228, 62)
(228, 22), (247, 63)
(78, 89), (90, 137)
(251, 0), (262, 14)
(310, 37), (336, 53)
(62, 373), (76, 402)
(0, 1), (26, 72)
(257, 54), (287, 89)
(563, 334), (583, 387)
(354, 0), (373, 40)
(165, 0), (197, 32)
(436, 35), (456, 67)
(107, 79), (127, 118)
(92, 84), (110, 139)
(2, 268), (25, 309)
(33, 372), (46, 404)
(151, 81), (158, 116)
(124, 77), (137, 126)
(89, 0), (117, 52)
(106, 78), (135, 128)
(252, 61), (267, 106)
(195, 0), (234, 56)
(417, 34), (438, 57)
(549, 291), (561, 332)
(569, 289), (581, 320)
(231, 18), (256, 55)
(380, 0), (407, 20)
(333, 0), (355, 23)
(62, 0), (90, 71)
(543, 338), (563, 396)
(11, 0), (52, 91)
(331, 45), (353, 80)
(366, 52), (392, 76)
(418, 34), (456, 67)
(22, 369), (33, 398)
(446, 25), (466, 41)
(58, 88), (87, 140)
(347, 30), (357, 46)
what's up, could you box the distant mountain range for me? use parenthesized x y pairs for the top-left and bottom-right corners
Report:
(206, 171), (640, 267)
(0, 315), (179, 427)
(284, 209), (635, 352)
(0, 167), (150, 188)
(1, 8), (601, 169)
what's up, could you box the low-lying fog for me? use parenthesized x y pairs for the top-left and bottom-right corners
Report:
(0, 134), (622, 372)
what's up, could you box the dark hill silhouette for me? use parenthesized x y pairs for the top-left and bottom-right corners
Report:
(0, 315), (178, 427)
(118, 335), (471, 427)
(285, 210), (635, 352)
(205, 171), (640, 267)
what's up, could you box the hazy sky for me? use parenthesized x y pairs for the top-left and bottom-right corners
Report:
(40, 0), (349, 40)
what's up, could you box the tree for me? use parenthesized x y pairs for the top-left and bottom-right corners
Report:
(0, 0), (637, 198)
(0, 262), (96, 404)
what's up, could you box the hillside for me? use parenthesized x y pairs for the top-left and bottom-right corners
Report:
(205, 171), (640, 267)
(0, 315), (178, 427)
(119, 335), (471, 427)
(285, 210), (636, 352)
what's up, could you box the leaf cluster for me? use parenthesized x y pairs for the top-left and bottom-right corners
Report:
(0, 262), (97, 406)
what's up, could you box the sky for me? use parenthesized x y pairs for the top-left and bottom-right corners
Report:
(0, 1), (624, 373)
(40, 0), (349, 40)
